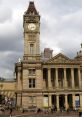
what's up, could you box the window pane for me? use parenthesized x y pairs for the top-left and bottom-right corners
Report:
(33, 79), (35, 84)
(33, 83), (35, 88)
(29, 84), (31, 88)
(29, 79), (35, 88)
(29, 79), (31, 83)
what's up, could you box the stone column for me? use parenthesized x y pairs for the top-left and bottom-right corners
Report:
(80, 94), (82, 110)
(56, 95), (59, 111)
(65, 94), (68, 110)
(48, 94), (52, 107)
(72, 94), (75, 109)
(17, 93), (21, 107)
(48, 68), (52, 89)
(71, 68), (75, 88)
(55, 68), (59, 88)
(54, 69), (55, 88)
(64, 68), (67, 88)
(78, 68), (81, 88)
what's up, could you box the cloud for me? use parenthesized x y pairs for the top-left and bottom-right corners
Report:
(38, 0), (82, 58)
(0, 5), (13, 23)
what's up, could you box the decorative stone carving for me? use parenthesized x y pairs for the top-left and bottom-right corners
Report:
(47, 53), (73, 64)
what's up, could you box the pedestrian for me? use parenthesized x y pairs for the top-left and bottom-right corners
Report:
(9, 107), (12, 117)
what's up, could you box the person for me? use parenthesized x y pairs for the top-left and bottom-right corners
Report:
(9, 107), (12, 117)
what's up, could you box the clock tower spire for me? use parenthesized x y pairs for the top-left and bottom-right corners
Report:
(23, 1), (40, 61)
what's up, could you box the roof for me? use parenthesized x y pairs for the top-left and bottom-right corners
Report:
(44, 53), (75, 64)
(25, 1), (39, 15)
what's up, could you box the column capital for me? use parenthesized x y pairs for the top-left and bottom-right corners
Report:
(55, 68), (58, 70)
(65, 94), (68, 96)
(72, 93), (75, 96)
(56, 94), (59, 96)
(71, 68), (74, 70)
(48, 67), (50, 70)
(64, 68), (66, 70)
(48, 93), (52, 96)
(78, 67), (80, 69)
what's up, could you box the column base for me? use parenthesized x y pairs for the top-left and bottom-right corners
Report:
(57, 108), (60, 111)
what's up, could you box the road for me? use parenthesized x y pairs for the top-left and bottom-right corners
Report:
(12, 115), (78, 117)
(0, 114), (79, 117)
(0, 111), (80, 117)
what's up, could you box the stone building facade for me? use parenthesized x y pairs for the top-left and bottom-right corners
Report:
(15, 1), (82, 111)
(0, 79), (16, 98)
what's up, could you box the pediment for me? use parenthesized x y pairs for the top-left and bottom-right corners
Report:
(47, 53), (72, 63)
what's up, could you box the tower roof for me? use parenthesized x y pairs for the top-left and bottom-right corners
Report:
(25, 1), (39, 15)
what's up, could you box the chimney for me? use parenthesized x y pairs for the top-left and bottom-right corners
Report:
(44, 48), (53, 59)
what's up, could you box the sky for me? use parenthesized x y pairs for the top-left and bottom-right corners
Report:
(0, 0), (82, 78)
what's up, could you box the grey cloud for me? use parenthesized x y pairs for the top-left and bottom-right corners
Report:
(0, 52), (22, 69)
(0, 36), (23, 52)
(37, 0), (82, 18)
(0, 20), (23, 52)
(0, 6), (13, 23)
(0, 51), (23, 78)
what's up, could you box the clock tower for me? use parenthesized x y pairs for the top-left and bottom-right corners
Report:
(15, 1), (43, 108)
(23, 1), (40, 61)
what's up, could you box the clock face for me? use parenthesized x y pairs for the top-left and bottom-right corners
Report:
(28, 23), (36, 31)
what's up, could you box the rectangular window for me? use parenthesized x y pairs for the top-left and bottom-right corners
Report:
(29, 79), (35, 88)
(30, 44), (34, 54)
(29, 69), (35, 75)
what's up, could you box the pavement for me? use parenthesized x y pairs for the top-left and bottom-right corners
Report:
(0, 110), (80, 117)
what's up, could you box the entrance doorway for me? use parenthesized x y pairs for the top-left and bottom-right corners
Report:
(59, 95), (65, 108)
(68, 94), (72, 108)
(52, 95), (56, 106)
